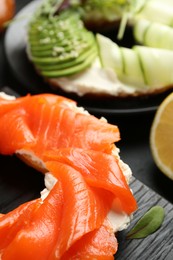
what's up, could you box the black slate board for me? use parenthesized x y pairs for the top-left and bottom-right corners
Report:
(116, 177), (173, 260)
(0, 154), (172, 259)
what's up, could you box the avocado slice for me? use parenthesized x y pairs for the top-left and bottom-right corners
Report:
(27, 6), (98, 78)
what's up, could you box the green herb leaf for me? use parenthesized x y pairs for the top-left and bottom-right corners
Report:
(126, 205), (165, 239)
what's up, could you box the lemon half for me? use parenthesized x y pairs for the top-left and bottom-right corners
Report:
(150, 92), (173, 180)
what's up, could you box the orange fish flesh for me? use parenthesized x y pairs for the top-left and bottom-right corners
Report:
(0, 93), (137, 259)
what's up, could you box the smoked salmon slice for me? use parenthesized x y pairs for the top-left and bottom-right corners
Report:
(43, 148), (137, 214)
(0, 93), (120, 155)
(1, 181), (63, 260)
(0, 161), (117, 259)
(46, 161), (114, 259)
(0, 199), (41, 253)
(61, 219), (118, 260)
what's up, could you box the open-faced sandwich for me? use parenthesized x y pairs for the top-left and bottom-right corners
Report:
(0, 92), (137, 259)
(26, 0), (173, 97)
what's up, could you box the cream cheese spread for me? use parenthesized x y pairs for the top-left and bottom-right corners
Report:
(48, 59), (138, 97)
(48, 59), (152, 97)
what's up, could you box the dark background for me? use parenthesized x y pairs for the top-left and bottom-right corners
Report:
(0, 0), (172, 210)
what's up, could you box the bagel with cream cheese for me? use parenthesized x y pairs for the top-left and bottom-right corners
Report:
(26, 0), (173, 97)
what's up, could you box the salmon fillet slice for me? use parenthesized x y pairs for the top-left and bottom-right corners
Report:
(0, 161), (117, 259)
(0, 93), (119, 155)
(44, 148), (137, 214)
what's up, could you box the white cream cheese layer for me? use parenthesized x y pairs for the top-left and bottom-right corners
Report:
(48, 59), (153, 96)
(49, 59), (138, 96)
(0, 92), (16, 100)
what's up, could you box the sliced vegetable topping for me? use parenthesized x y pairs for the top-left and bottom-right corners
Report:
(134, 19), (173, 50)
(97, 33), (173, 89)
(27, 6), (98, 78)
(135, 0), (173, 26)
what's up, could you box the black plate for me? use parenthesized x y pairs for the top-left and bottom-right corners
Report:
(4, 0), (172, 116)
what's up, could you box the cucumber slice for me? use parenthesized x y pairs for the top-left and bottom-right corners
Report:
(150, 0), (173, 8)
(133, 19), (150, 44)
(120, 47), (145, 87)
(134, 46), (173, 87)
(144, 22), (173, 49)
(134, 19), (173, 50)
(97, 34), (146, 88)
(136, 0), (173, 26)
(96, 34), (123, 75)
(97, 33), (173, 89)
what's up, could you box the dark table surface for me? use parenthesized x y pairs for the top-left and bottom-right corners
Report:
(0, 0), (173, 256)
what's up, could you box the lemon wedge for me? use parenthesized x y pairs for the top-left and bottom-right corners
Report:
(150, 92), (173, 180)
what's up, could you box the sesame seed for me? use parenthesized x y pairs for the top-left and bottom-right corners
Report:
(37, 26), (43, 31)
(40, 37), (51, 44)
(53, 46), (65, 53)
(57, 32), (64, 39)
(70, 51), (78, 58)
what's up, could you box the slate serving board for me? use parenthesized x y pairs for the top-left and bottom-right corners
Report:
(116, 177), (173, 260)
